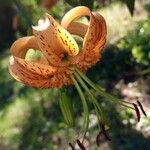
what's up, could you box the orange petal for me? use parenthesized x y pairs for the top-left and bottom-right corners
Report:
(61, 6), (106, 51)
(83, 12), (106, 51)
(9, 56), (72, 88)
(61, 6), (90, 29)
(14, 56), (57, 77)
(10, 35), (58, 76)
(67, 22), (88, 38)
(61, 6), (107, 71)
(9, 35), (73, 88)
(32, 14), (79, 66)
(10, 36), (39, 58)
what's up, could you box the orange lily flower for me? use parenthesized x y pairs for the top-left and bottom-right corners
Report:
(8, 6), (106, 88)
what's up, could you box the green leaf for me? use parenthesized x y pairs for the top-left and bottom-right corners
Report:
(59, 88), (75, 127)
(122, 0), (135, 16)
(70, 74), (89, 137)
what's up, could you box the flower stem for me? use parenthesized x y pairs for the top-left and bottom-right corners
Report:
(70, 74), (89, 139)
(73, 72), (106, 124)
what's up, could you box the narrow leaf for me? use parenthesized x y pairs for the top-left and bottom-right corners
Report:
(59, 88), (75, 127)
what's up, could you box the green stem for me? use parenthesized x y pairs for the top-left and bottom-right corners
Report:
(73, 72), (105, 124)
(70, 74), (89, 138)
(96, 85), (134, 108)
(75, 68), (134, 110)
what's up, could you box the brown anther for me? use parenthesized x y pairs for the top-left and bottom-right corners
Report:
(96, 131), (101, 146)
(69, 142), (75, 150)
(77, 139), (86, 150)
(96, 124), (111, 146)
(132, 103), (140, 122)
(101, 124), (111, 141)
(137, 100), (147, 117)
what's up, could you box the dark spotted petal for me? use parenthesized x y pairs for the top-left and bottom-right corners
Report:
(61, 6), (107, 71)
(33, 14), (79, 67)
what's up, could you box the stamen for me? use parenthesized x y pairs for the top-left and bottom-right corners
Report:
(74, 68), (135, 110)
(73, 71), (105, 122)
(96, 124), (111, 146)
(77, 139), (86, 150)
(101, 124), (111, 141)
(132, 103), (140, 122)
(70, 74), (89, 140)
(69, 142), (75, 150)
(137, 100), (147, 117)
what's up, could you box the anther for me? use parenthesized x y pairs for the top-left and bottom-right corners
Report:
(137, 100), (147, 117)
(132, 103), (140, 122)
(101, 124), (111, 141)
(69, 142), (75, 150)
(77, 139), (86, 150)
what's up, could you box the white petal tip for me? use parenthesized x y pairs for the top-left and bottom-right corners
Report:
(9, 56), (15, 65)
(32, 17), (50, 31)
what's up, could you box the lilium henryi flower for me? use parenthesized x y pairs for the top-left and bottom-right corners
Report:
(9, 6), (106, 88)
(9, 6), (147, 149)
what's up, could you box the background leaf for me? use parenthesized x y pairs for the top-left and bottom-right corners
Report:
(65, 0), (79, 6)
(79, 0), (94, 10)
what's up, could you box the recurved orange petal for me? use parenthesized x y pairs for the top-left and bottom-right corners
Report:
(9, 56), (72, 88)
(61, 6), (107, 71)
(32, 14), (79, 67)
(9, 35), (73, 88)
(11, 36), (39, 58)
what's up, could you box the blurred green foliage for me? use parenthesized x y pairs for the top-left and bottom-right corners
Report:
(118, 19), (150, 66)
